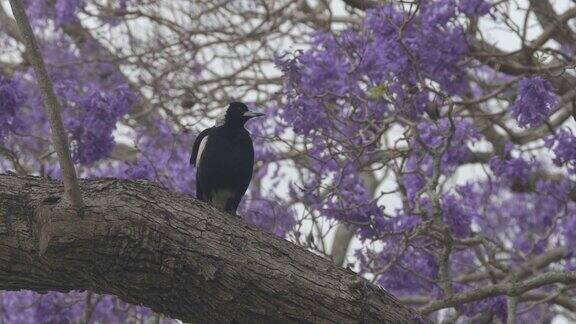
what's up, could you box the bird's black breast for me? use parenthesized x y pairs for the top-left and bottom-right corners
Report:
(196, 126), (254, 197)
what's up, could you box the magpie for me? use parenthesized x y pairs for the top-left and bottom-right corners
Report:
(191, 102), (264, 214)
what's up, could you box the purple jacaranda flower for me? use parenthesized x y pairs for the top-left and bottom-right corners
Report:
(510, 77), (558, 128)
(545, 128), (576, 174)
(458, 0), (491, 16)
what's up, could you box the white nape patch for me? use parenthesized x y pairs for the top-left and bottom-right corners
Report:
(215, 109), (227, 126)
(211, 189), (234, 212)
(196, 136), (209, 169)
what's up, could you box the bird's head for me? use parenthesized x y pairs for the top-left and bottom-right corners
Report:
(223, 102), (264, 127)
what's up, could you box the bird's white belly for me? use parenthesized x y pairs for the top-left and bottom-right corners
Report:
(211, 189), (234, 212)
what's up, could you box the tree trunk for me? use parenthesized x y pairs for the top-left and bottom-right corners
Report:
(0, 174), (425, 323)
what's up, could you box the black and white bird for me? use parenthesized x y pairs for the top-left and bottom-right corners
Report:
(191, 102), (264, 214)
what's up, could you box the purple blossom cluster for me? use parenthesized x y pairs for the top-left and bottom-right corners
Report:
(0, 76), (24, 143)
(24, 0), (130, 27)
(275, 2), (471, 138)
(274, 2), (481, 243)
(441, 193), (476, 238)
(488, 155), (532, 184)
(509, 77), (558, 128)
(411, 118), (481, 171)
(478, 179), (574, 256)
(402, 118), (481, 209)
(23, 0), (84, 26)
(545, 128), (576, 174)
(458, 0), (491, 17)
(54, 0), (84, 24)
(124, 119), (196, 194)
(272, 1), (575, 322)
(365, 3), (469, 96)
(0, 291), (164, 324)
(69, 85), (135, 165)
(240, 196), (296, 237)
(0, 35), (138, 169)
(375, 246), (439, 296)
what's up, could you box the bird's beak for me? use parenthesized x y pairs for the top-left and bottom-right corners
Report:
(243, 111), (265, 118)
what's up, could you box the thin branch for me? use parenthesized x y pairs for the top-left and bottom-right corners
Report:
(8, 0), (83, 209)
(420, 271), (576, 314)
(342, 0), (379, 11)
(507, 296), (518, 324)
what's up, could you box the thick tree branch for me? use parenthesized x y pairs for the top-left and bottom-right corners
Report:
(529, 6), (576, 51)
(8, 0), (83, 208)
(529, 0), (576, 46)
(0, 174), (425, 323)
(331, 224), (357, 267)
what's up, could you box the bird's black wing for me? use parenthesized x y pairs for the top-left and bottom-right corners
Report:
(190, 127), (212, 166)
(191, 127), (213, 201)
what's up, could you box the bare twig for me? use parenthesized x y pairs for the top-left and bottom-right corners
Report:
(420, 271), (576, 314)
(8, 0), (83, 209)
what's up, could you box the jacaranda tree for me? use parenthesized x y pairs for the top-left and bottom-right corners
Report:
(0, 0), (575, 322)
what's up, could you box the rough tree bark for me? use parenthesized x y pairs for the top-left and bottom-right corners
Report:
(0, 174), (424, 323)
